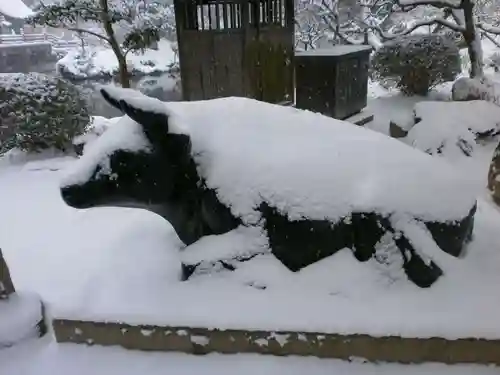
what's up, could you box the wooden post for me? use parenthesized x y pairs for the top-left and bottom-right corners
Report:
(0, 248), (15, 299)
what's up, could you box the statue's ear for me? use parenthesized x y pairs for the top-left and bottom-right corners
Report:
(118, 98), (170, 145)
(99, 86), (171, 146)
(100, 87), (123, 111)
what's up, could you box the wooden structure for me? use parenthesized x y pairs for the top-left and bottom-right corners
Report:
(295, 45), (372, 120)
(173, 0), (294, 103)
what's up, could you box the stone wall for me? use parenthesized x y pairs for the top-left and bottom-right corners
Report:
(0, 42), (54, 73)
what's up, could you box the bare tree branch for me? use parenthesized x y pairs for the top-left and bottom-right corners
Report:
(44, 21), (111, 43)
(369, 17), (465, 39)
(477, 22), (500, 35)
(396, 0), (463, 9)
(481, 30), (500, 47)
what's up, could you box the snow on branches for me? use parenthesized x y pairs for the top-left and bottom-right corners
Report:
(294, 0), (395, 49)
(370, 0), (500, 78)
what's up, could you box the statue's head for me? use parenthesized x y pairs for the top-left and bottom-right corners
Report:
(60, 87), (202, 244)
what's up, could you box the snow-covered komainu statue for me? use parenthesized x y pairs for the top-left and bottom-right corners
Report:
(60, 87), (477, 288)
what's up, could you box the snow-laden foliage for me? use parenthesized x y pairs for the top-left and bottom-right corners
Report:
(294, 0), (396, 50)
(371, 34), (461, 95)
(0, 73), (90, 154)
(487, 51), (500, 71)
(27, 0), (176, 87)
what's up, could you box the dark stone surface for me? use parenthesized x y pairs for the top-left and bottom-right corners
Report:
(181, 253), (262, 281)
(0, 248), (15, 299)
(425, 203), (477, 257)
(488, 141), (500, 206)
(60, 88), (477, 288)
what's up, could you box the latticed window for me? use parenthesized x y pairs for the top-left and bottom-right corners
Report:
(181, 0), (289, 30)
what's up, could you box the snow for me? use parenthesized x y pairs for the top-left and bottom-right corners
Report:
(69, 90), (477, 225)
(62, 115), (151, 186)
(295, 45), (372, 57)
(415, 100), (500, 136)
(1, 339), (498, 375)
(56, 39), (177, 80)
(405, 101), (500, 157)
(0, 293), (42, 347)
(0, 0), (34, 19)
(72, 116), (121, 150)
(180, 226), (269, 266)
(46, 201), (500, 339)
(2, 42), (500, 343)
(0, 143), (498, 339)
(453, 75), (500, 105)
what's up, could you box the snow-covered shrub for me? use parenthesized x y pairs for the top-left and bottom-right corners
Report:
(0, 73), (90, 154)
(452, 76), (500, 106)
(56, 47), (98, 79)
(405, 100), (500, 158)
(371, 35), (461, 95)
(487, 52), (500, 72)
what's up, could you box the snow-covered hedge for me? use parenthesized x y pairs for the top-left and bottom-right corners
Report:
(0, 73), (90, 154)
(371, 35), (461, 95)
(452, 76), (500, 106)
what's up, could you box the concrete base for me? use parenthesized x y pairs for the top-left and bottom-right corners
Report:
(52, 319), (500, 365)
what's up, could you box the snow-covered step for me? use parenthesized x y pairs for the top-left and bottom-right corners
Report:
(276, 100), (374, 126)
(344, 109), (374, 126)
(52, 319), (500, 365)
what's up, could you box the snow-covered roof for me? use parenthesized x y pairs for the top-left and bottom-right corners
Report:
(0, 0), (34, 19)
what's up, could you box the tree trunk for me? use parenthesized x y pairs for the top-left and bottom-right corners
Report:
(99, 0), (131, 88)
(462, 0), (484, 78)
(116, 54), (131, 88)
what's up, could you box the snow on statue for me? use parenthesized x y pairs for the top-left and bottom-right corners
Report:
(60, 87), (478, 288)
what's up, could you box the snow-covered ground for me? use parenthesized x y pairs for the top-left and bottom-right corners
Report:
(56, 39), (177, 80)
(1, 337), (499, 375)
